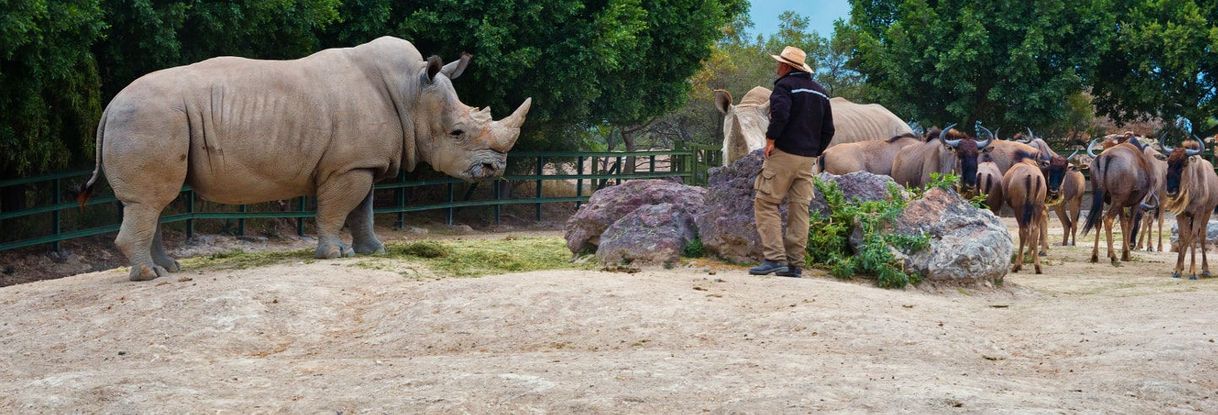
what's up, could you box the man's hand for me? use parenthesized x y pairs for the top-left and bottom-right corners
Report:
(764, 139), (776, 158)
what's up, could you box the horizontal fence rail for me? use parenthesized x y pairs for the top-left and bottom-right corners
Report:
(0, 146), (722, 252)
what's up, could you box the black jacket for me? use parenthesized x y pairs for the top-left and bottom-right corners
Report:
(766, 71), (835, 157)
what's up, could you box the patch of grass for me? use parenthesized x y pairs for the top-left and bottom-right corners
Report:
(383, 236), (592, 277)
(182, 248), (313, 270)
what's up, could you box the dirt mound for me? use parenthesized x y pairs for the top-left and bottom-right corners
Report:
(2, 233), (1217, 412)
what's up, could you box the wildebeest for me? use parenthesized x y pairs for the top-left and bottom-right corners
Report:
(1016, 129), (1087, 246)
(1161, 140), (1218, 279)
(818, 133), (923, 175)
(1081, 136), (1159, 265)
(1004, 151), (1049, 274)
(977, 154), (1004, 215)
(713, 88), (912, 164)
(890, 124), (993, 191)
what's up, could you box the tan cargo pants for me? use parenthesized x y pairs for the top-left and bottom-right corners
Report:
(753, 148), (816, 265)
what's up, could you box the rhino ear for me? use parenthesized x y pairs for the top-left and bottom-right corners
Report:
(713, 90), (733, 114)
(441, 53), (472, 80)
(421, 55), (443, 85)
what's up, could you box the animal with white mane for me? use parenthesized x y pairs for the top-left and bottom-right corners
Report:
(713, 87), (912, 165)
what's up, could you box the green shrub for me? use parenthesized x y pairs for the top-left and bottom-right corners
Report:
(805, 179), (929, 288)
(389, 241), (451, 258)
(682, 237), (705, 258)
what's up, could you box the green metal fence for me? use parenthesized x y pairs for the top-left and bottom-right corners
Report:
(0, 146), (722, 252)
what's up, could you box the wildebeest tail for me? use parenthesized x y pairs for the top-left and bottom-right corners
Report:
(1017, 175), (1036, 228)
(76, 106), (109, 210)
(1082, 156), (1106, 236)
(1130, 204), (1144, 246)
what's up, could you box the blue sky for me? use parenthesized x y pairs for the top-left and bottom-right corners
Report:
(749, 0), (851, 37)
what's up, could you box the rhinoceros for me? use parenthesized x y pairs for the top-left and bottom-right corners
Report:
(713, 87), (912, 164)
(78, 36), (533, 281)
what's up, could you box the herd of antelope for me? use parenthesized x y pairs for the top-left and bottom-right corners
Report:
(715, 90), (1217, 279)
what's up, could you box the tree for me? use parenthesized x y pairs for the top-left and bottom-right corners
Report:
(1091, 0), (1218, 136)
(838, 0), (1117, 132)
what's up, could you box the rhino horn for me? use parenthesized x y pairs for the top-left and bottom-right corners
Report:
(489, 98), (532, 152)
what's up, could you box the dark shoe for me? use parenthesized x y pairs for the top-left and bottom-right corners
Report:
(749, 260), (788, 275)
(776, 265), (802, 278)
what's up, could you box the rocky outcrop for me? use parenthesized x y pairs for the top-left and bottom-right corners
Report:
(596, 203), (698, 266)
(694, 149), (905, 263)
(564, 179), (705, 255)
(854, 187), (1012, 284)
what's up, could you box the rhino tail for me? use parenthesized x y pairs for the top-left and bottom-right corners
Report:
(77, 106), (109, 210)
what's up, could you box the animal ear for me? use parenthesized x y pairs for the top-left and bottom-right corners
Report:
(440, 53), (472, 80)
(982, 146), (994, 153)
(713, 90), (733, 114)
(1068, 164), (1078, 171)
(421, 55), (443, 85)
(1154, 153), (1167, 161)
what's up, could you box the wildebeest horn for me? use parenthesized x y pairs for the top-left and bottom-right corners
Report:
(1188, 135), (1204, 157)
(1140, 193), (1159, 211)
(1087, 138), (1100, 157)
(1162, 142), (1175, 154)
(941, 123), (959, 148)
(1022, 128), (1036, 143)
(976, 124), (994, 149)
(1068, 148), (1079, 160)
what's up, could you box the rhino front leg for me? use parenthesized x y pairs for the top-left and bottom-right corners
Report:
(347, 189), (385, 255)
(314, 170), (374, 259)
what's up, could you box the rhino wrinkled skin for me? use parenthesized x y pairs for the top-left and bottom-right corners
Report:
(82, 36), (532, 281)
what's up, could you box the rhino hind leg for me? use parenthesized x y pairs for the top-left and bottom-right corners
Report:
(315, 170), (374, 259)
(117, 203), (171, 281)
(151, 224), (180, 272)
(347, 189), (385, 255)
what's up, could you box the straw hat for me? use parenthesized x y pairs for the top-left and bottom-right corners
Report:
(771, 46), (813, 73)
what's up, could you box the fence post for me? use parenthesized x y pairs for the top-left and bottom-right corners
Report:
(576, 155), (585, 208)
(182, 190), (193, 239)
(535, 156), (544, 222)
(494, 179), (502, 225)
(616, 156), (623, 185)
(649, 155), (655, 173)
(52, 178), (61, 252)
(446, 183), (454, 225)
(238, 205), (246, 236)
(395, 170), (406, 230)
(295, 197), (305, 237)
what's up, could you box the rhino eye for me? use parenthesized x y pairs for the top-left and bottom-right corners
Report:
(450, 129), (464, 137)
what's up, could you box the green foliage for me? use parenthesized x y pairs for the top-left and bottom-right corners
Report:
(805, 179), (928, 289)
(682, 237), (705, 258)
(839, 0), (1117, 132)
(384, 236), (592, 277)
(0, 0), (106, 176)
(388, 240), (450, 258)
(1092, 0), (1218, 135)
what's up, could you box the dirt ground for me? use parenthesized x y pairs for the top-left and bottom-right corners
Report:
(2, 221), (1218, 413)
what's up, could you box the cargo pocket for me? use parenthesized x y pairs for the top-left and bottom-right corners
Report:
(754, 170), (778, 200)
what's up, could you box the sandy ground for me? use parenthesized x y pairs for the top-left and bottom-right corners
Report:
(2, 222), (1218, 413)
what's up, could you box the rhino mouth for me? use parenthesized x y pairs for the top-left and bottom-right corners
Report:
(464, 152), (508, 181)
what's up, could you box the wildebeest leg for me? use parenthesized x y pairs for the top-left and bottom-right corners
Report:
(1119, 209), (1133, 262)
(315, 170), (374, 259)
(1032, 210), (1044, 274)
(1103, 209), (1118, 264)
(1157, 211), (1165, 252)
(116, 203), (170, 281)
(150, 223), (180, 272)
(1039, 214), (1050, 256)
(1090, 211), (1103, 263)
(1056, 204), (1069, 246)
(346, 189), (385, 255)
(1069, 197), (1082, 246)
(1174, 214), (1191, 278)
(1012, 223), (1026, 273)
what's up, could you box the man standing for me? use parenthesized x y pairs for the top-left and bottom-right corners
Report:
(749, 46), (835, 278)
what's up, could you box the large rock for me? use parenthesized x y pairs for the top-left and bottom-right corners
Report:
(1170, 219), (1218, 252)
(565, 179), (706, 254)
(694, 149), (904, 263)
(596, 203), (698, 266)
(854, 187), (1012, 284)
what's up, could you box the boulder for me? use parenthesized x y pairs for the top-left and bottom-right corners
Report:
(596, 203), (698, 266)
(853, 187), (1012, 284)
(1170, 220), (1218, 252)
(564, 179), (706, 254)
(694, 149), (904, 263)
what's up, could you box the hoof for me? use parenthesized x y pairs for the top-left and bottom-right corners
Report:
(1035, 267), (1043, 275)
(1110, 258), (1121, 267)
(1039, 250), (1048, 257)
(1172, 271), (1182, 279)
(129, 264), (168, 281)
(1189, 274), (1199, 281)
(1011, 265), (1022, 273)
(353, 239), (386, 255)
(1203, 271), (1213, 278)
(315, 241), (355, 259)
(160, 259), (181, 273)
(1089, 255), (1099, 263)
